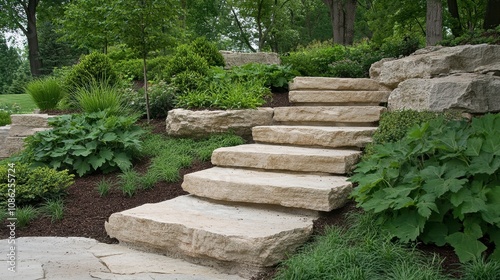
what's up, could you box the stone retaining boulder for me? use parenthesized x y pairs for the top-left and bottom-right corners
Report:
(370, 44), (500, 88)
(220, 51), (280, 69)
(388, 73), (500, 113)
(166, 108), (274, 138)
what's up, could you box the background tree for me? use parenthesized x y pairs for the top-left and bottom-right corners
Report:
(58, 0), (116, 53)
(0, 33), (21, 93)
(322, 0), (357, 45)
(483, 0), (500, 30)
(0, 0), (42, 76)
(426, 0), (443, 46)
(112, 0), (180, 121)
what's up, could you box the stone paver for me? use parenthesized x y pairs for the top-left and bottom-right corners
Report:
(0, 237), (244, 280)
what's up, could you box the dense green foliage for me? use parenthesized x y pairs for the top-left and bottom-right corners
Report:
(23, 111), (144, 177)
(26, 77), (66, 110)
(128, 81), (176, 119)
(0, 34), (21, 94)
(74, 81), (128, 115)
(274, 212), (449, 280)
(189, 37), (225, 67)
(0, 163), (74, 206)
(65, 52), (118, 91)
(281, 39), (421, 78)
(351, 114), (500, 263)
(228, 63), (298, 90)
(0, 110), (10, 126)
(164, 45), (209, 82)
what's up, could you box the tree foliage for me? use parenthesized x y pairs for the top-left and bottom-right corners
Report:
(0, 33), (21, 93)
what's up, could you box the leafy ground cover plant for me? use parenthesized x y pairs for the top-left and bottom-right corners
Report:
(41, 199), (65, 222)
(351, 114), (500, 263)
(15, 206), (39, 228)
(26, 77), (66, 110)
(0, 163), (74, 206)
(228, 63), (298, 90)
(23, 111), (145, 177)
(0, 110), (10, 126)
(274, 212), (449, 280)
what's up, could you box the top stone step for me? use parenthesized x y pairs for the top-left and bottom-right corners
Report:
(289, 77), (391, 91)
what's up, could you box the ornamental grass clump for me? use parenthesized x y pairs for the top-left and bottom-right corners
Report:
(26, 77), (65, 110)
(351, 113), (500, 263)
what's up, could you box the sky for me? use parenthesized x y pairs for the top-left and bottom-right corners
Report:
(4, 30), (25, 50)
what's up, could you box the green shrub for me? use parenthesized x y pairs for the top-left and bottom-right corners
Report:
(128, 81), (175, 119)
(23, 111), (145, 177)
(0, 111), (10, 126)
(65, 52), (118, 91)
(147, 56), (171, 81)
(189, 37), (225, 67)
(0, 163), (74, 206)
(281, 42), (347, 76)
(461, 258), (500, 280)
(26, 77), (66, 110)
(229, 63), (298, 90)
(351, 113), (500, 263)
(379, 36), (422, 57)
(113, 59), (143, 81)
(74, 81), (127, 115)
(164, 45), (209, 83)
(441, 26), (500, 46)
(176, 78), (270, 110)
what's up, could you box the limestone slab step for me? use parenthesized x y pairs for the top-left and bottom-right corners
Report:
(8, 126), (52, 137)
(182, 167), (352, 211)
(289, 90), (390, 105)
(252, 125), (376, 148)
(289, 77), (390, 91)
(212, 144), (361, 174)
(273, 106), (385, 126)
(105, 195), (315, 277)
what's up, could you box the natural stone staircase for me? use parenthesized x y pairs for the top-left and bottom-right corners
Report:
(105, 77), (391, 278)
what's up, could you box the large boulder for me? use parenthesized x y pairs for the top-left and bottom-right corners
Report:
(388, 73), (500, 113)
(166, 108), (274, 137)
(220, 51), (280, 68)
(370, 44), (500, 88)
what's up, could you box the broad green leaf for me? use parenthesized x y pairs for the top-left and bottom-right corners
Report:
(101, 132), (118, 142)
(99, 148), (113, 161)
(461, 197), (488, 214)
(470, 152), (500, 175)
(421, 222), (448, 246)
(113, 152), (132, 171)
(385, 210), (425, 242)
(446, 232), (487, 262)
(416, 194), (438, 218)
(76, 161), (91, 177)
(49, 159), (62, 170)
(450, 188), (471, 207)
(85, 141), (98, 151)
(465, 137), (483, 156)
(88, 155), (107, 170)
(72, 148), (92, 157)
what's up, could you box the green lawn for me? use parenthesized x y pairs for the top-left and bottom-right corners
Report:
(0, 94), (37, 113)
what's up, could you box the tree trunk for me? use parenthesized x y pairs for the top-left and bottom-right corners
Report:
(426, 0), (443, 46)
(447, 0), (462, 37)
(323, 0), (356, 45)
(484, 0), (500, 30)
(344, 0), (357, 45)
(27, 0), (42, 76)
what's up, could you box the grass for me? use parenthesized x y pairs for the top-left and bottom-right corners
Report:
(118, 170), (140, 197)
(15, 206), (39, 228)
(274, 212), (450, 280)
(26, 78), (66, 110)
(74, 81), (127, 115)
(0, 94), (37, 113)
(96, 178), (113, 197)
(461, 259), (500, 280)
(142, 132), (244, 185)
(41, 199), (64, 222)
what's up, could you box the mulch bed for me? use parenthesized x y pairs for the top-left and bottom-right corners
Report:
(2, 91), (463, 278)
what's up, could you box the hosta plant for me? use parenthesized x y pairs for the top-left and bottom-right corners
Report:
(350, 113), (500, 263)
(24, 110), (144, 177)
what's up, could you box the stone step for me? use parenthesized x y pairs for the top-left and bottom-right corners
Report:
(8, 126), (51, 137)
(252, 125), (376, 148)
(289, 90), (390, 105)
(10, 114), (51, 127)
(212, 144), (361, 174)
(183, 167), (352, 211)
(0, 136), (26, 158)
(273, 106), (385, 126)
(289, 77), (390, 91)
(105, 195), (316, 278)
